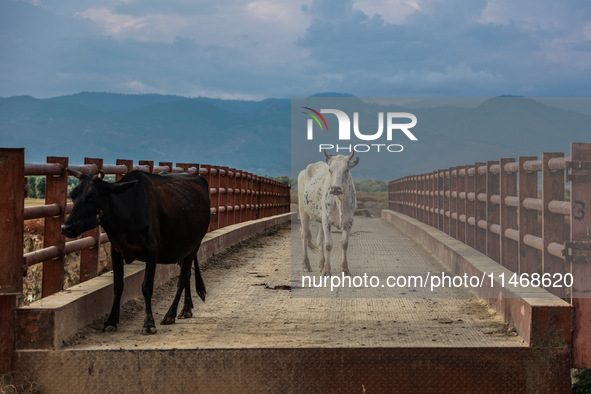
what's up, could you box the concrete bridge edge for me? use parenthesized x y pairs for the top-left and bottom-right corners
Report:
(381, 209), (572, 351)
(16, 212), (294, 350)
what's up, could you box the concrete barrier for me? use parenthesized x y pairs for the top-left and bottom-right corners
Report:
(381, 209), (572, 349)
(16, 212), (293, 350)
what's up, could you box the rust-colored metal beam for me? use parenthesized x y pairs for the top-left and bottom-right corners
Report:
(79, 158), (103, 283)
(0, 148), (24, 374)
(41, 157), (68, 298)
(570, 143), (591, 368)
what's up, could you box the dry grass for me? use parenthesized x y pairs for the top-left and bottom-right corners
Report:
(24, 198), (45, 207)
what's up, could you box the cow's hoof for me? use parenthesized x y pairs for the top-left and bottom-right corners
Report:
(178, 311), (193, 319)
(103, 324), (117, 333)
(160, 316), (176, 325)
(342, 269), (351, 276)
(321, 269), (331, 277)
(303, 266), (312, 272)
(142, 326), (158, 335)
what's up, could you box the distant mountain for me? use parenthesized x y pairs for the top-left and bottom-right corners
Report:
(1, 93), (590, 180)
(0, 93), (291, 176)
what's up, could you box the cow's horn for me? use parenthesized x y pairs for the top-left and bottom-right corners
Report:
(348, 151), (355, 161)
(323, 150), (332, 161)
(67, 168), (83, 179)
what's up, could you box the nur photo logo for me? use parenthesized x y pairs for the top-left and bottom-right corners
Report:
(302, 106), (418, 153)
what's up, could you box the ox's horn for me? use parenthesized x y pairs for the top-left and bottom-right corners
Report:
(323, 150), (332, 162)
(348, 151), (355, 160)
(67, 168), (83, 179)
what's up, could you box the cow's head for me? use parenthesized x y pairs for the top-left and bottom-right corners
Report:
(324, 150), (359, 196)
(61, 169), (137, 238)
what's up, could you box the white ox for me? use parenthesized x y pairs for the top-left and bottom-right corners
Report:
(298, 151), (359, 276)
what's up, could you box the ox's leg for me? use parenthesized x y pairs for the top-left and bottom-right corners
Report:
(320, 219), (332, 276)
(316, 225), (325, 271)
(341, 226), (352, 276)
(161, 254), (193, 325)
(141, 258), (158, 334)
(103, 247), (124, 332)
(300, 213), (312, 272)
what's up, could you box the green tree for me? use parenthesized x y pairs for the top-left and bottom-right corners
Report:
(35, 177), (46, 199)
(26, 177), (37, 198)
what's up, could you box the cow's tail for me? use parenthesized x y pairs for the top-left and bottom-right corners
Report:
(306, 228), (318, 253)
(193, 257), (207, 302)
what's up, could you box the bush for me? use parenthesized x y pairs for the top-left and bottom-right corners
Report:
(573, 369), (591, 393)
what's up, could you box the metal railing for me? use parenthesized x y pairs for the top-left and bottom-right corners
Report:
(388, 142), (591, 367)
(1, 149), (290, 297)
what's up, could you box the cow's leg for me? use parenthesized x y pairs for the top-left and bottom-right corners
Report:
(320, 219), (332, 276)
(103, 247), (124, 332)
(341, 227), (352, 276)
(316, 224), (325, 271)
(141, 258), (158, 334)
(161, 254), (193, 325)
(300, 213), (312, 272)
(179, 253), (205, 318)
(178, 271), (194, 319)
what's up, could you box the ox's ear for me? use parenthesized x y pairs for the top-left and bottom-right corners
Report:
(104, 180), (138, 195)
(348, 157), (360, 169)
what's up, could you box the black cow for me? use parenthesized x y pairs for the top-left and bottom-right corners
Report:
(61, 169), (211, 334)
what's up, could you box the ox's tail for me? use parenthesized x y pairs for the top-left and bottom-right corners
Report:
(305, 228), (318, 253)
(193, 257), (206, 302)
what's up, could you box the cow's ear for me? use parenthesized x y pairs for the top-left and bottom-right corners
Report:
(349, 157), (359, 169)
(105, 180), (138, 194)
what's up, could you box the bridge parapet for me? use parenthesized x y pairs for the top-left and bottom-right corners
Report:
(388, 142), (591, 367)
(0, 149), (291, 374)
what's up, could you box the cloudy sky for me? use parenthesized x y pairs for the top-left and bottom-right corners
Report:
(2, 0), (591, 99)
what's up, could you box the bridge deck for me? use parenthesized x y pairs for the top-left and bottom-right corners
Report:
(65, 217), (525, 350)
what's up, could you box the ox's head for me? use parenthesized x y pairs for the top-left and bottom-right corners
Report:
(61, 169), (137, 238)
(324, 150), (359, 197)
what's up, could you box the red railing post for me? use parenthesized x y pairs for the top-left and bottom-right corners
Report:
(79, 157), (103, 283)
(430, 172), (437, 228)
(450, 168), (458, 239)
(228, 169), (236, 225)
(457, 167), (466, 243)
(219, 167), (229, 228)
(209, 166), (220, 230)
(138, 160), (154, 173)
(255, 175), (262, 219)
(235, 170), (243, 223)
(188, 163), (200, 178)
(115, 159), (133, 181)
(542, 152), (566, 297)
(465, 165), (476, 249)
(436, 171), (444, 231)
(474, 162), (487, 255)
(569, 142), (591, 367)
(0, 148), (24, 374)
(499, 158), (518, 272)
(518, 156), (539, 275)
(244, 173), (251, 221)
(486, 161), (500, 263)
(41, 156), (68, 298)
